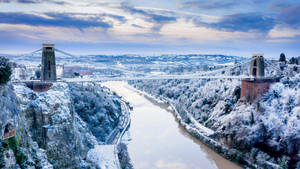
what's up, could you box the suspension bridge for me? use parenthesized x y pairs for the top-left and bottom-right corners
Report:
(11, 46), (282, 83)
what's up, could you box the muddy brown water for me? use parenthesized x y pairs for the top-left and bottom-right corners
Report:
(102, 81), (242, 169)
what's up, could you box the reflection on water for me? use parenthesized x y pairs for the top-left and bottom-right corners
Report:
(102, 81), (242, 169)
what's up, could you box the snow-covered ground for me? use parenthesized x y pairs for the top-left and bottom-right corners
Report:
(87, 145), (119, 169)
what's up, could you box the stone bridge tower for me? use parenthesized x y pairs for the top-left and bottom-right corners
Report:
(241, 54), (279, 102)
(41, 44), (57, 81)
(250, 54), (264, 78)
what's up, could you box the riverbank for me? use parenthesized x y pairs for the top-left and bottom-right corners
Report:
(126, 83), (252, 168)
(101, 83), (133, 169)
(104, 81), (242, 169)
(128, 80), (291, 169)
(129, 75), (300, 169)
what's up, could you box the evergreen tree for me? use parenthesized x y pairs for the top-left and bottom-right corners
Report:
(0, 56), (12, 85)
(35, 69), (41, 79)
(279, 53), (286, 62)
(289, 57), (299, 65)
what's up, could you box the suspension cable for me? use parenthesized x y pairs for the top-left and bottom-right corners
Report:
(54, 49), (78, 58)
(190, 56), (257, 77)
(264, 59), (282, 72)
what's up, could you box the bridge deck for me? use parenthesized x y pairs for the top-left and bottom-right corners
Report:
(12, 75), (253, 84)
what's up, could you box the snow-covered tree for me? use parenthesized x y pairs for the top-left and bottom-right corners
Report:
(0, 56), (12, 85)
(279, 53), (286, 63)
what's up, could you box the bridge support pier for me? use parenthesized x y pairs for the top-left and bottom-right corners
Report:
(241, 54), (281, 102)
(25, 81), (53, 93)
(241, 78), (280, 102)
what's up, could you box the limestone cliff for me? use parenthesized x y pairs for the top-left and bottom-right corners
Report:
(0, 82), (122, 169)
(0, 84), (53, 169)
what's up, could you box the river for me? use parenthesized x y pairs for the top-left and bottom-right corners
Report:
(102, 81), (242, 169)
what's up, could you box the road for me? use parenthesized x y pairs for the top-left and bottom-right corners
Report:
(103, 99), (131, 169)
(106, 101), (130, 144)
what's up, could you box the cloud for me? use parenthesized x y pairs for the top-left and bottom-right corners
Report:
(0, 0), (67, 4)
(179, 0), (267, 10)
(0, 12), (112, 29)
(269, 3), (300, 28)
(179, 0), (237, 10)
(0, 24), (112, 43)
(102, 13), (127, 23)
(269, 26), (300, 38)
(131, 24), (144, 29)
(15, 0), (37, 3)
(204, 13), (275, 32)
(265, 39), (295, 43)
(120, 2), (177, 31)
(160, 19), (257, 43)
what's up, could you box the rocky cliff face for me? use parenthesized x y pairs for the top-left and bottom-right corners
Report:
(14, 82), (99, 168)
(69, 82), (121, 143)
(0, 82), (122, 169)
(0, 84), (53, 169)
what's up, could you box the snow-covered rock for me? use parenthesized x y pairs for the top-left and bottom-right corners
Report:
(0, 84), (53, 169)
(3, 82), (124, 168)
(87, 145), (119, 169)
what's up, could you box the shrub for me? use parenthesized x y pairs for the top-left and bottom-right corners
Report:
(0, 56), (12, 85)
(289, 57), (299, 65)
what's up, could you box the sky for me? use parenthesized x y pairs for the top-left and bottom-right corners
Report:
(0, 0), (299, 58)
